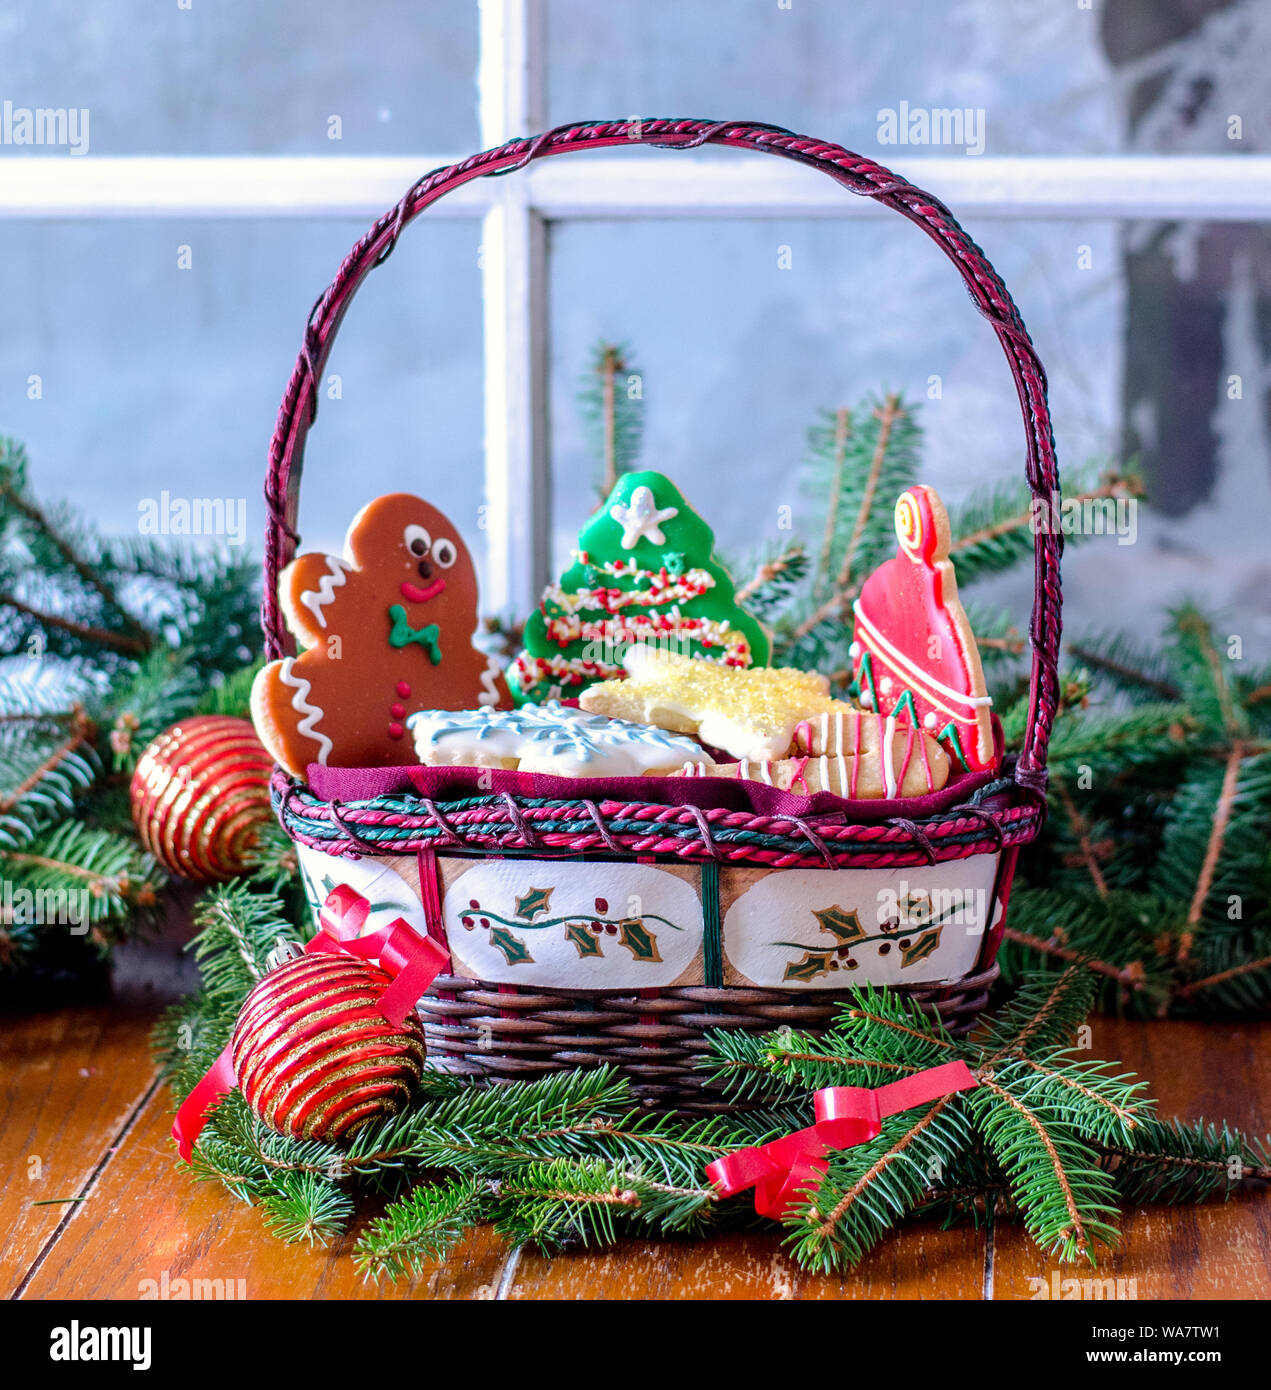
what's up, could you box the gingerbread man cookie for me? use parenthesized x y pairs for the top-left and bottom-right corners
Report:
(251, 494), (507, 776)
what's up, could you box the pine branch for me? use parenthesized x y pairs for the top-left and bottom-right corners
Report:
(733, 543), (810, 617)
(1104, 1117), (1271, 1204)
(835, 394), (904, 591)
(815, 407), (852, 587)
(0, 593), (151, 655)
(355, 1177), (488, 1282)
(579, 341), (644, 497)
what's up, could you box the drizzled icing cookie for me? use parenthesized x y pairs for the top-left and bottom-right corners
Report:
(407, 701), (712, 779)
(675, 712), (950, 800)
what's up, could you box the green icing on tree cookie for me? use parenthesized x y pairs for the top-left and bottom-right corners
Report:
(508, 470), (771, 705)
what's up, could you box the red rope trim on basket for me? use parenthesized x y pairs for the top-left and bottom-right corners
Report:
(498, 791), (543, 850)
(325, 800), (380, 856)
(685, 803), (721, 859)
(785, 816), (836, 868)
(883, 818), (938, 865)
(582, 799), (624, 855)
(419, 797), (468, 849)
(947, 804), (1006, 851)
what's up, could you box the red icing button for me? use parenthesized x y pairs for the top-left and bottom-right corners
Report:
(388, 722), (404, 740)
(396, 681), (411, 698)
(390, 702), (406, 718)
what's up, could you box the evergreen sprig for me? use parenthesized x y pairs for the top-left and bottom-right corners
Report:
(0, 436), (263, 984)
(160, 904), (1269, 1282)
(578, 341), (645, 499)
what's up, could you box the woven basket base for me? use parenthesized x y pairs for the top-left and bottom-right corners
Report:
(418, 963), (999, 1112)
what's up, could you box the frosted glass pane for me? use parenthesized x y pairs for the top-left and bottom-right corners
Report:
(548, 215), (1271, 644)
(3, 0), (478, 154)
(547, 0), (1261, 159)
(0, 218), (486, 583)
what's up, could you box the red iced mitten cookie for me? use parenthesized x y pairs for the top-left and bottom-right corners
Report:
(850, 485), (995, 773)
(251, 494), (507, 777)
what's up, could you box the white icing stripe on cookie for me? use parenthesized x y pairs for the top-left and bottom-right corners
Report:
(298, 556), (349, 631)
(852, 602), (994, 713)
(477, 656), (503, 707)
(881, 712), (898, 799)
(279, 658), (333, 764)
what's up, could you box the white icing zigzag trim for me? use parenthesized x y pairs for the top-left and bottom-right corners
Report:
(279, 658), (333, 764)
(299, 556), (350, 631)
(478, 655), (503, 707)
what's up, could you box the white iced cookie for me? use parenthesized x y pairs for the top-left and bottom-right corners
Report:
(406, 700), (712, 779)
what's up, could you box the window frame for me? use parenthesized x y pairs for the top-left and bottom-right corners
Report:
(1, 0), (1267, 613)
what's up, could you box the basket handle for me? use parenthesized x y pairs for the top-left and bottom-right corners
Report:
(263, 120), (1061, 794)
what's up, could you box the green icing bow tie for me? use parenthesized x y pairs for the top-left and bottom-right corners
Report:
(387, 604), (443, 666)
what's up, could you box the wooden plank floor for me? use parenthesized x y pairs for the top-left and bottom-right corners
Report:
(4, 968), (1269, 1299)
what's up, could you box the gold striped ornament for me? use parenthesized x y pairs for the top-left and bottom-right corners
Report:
(231, 952), (428, 1142)
(129, 715), (273, 882)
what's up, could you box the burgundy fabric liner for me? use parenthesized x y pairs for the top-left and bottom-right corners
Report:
(307, 718), (1004, 826)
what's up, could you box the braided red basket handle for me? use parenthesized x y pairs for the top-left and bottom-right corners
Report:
(263, 119), (1061, 793)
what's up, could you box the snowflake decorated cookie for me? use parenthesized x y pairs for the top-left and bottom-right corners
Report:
(508, 470), (771, 705)
(407, 701), (713, 779)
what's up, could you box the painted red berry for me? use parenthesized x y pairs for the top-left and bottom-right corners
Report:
(469, 898), (480, 909)
(594, 897), (608, 914)
(390, 702), (406, 719)
(387, 722), (404, 739)
(396, 681), (411, 698)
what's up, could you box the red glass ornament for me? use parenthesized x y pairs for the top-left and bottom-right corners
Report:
(231, 953), (427, 1142)
(130, 715), (272, 882)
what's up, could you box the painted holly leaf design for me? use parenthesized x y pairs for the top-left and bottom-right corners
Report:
(617, 917), (662, 963)
(812, 905), (867, 945)
(489, 925), (534, 966)
(564, 923), (603, 959)
(783, 950), (837, 984)
(515, 886), (554, 921)
(900, 927), (943, 968)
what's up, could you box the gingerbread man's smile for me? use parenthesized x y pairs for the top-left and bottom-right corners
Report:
(400, 576), (447, 604)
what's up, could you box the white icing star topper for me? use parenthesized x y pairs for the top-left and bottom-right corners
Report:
(610, 485), (679, 549)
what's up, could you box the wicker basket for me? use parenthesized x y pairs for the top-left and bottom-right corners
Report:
(263, 120), (1060, 1111)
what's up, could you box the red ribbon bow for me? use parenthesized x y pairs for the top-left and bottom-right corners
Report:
(705, 1059), (979, 1220)
(171, 885), (448, 1161)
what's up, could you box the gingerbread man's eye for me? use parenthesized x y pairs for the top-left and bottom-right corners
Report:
(432, 537), (457, 569)
(404, 524), (432, 557)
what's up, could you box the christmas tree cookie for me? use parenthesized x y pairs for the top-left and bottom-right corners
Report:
(509, 471), (770, 705)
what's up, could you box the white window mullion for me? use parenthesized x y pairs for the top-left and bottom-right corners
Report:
(478, 0), (549, 617)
